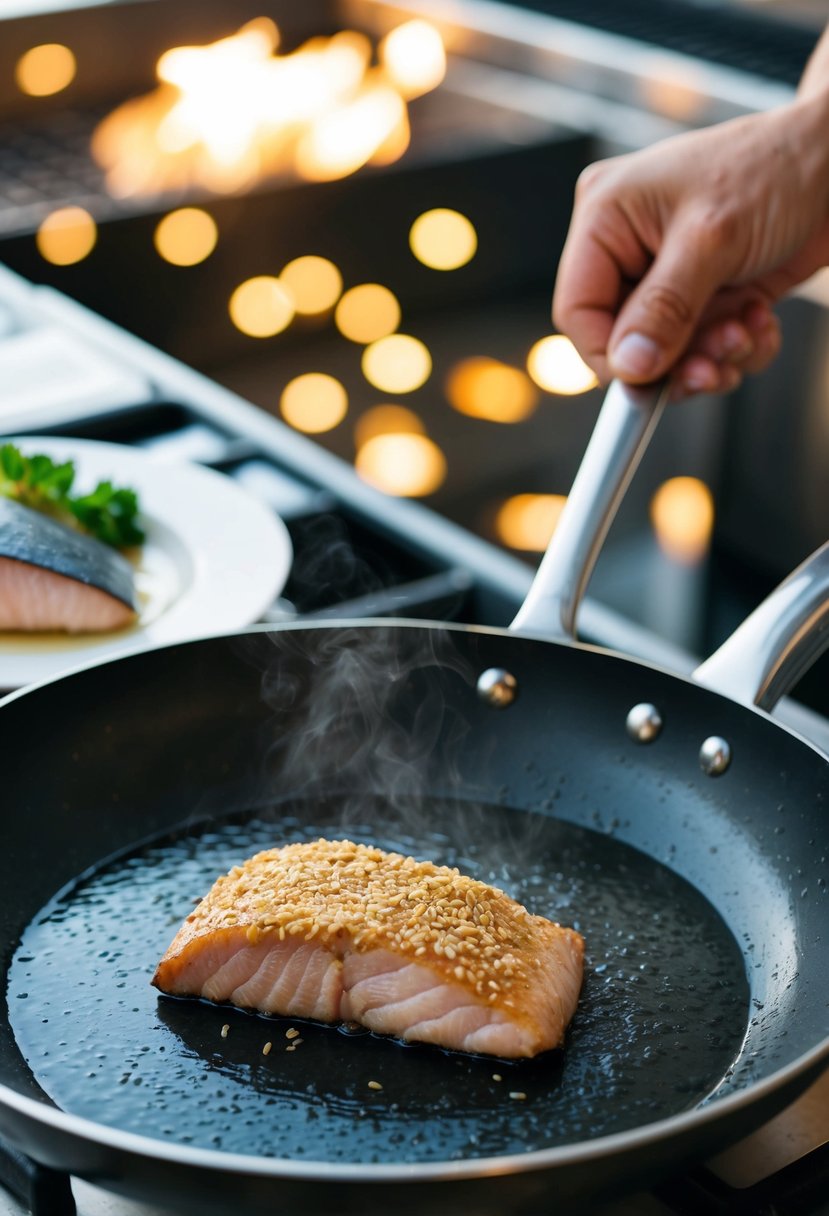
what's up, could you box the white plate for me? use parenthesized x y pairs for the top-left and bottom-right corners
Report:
(0, 436), (293, 688)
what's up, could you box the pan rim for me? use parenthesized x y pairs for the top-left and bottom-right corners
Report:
(0, 1042), (827, 1181)
(2, 616), (828, 765)
(1, 619), (828, 1180)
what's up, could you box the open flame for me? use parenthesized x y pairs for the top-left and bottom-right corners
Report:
(91, 17), (445, 198)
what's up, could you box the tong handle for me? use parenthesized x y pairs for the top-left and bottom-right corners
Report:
(511, 378), (669, 641)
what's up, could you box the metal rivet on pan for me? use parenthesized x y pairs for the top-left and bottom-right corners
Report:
(699, 736), (732, 776)
(626, 703), (663, 743)
(477, 668), (518, 708)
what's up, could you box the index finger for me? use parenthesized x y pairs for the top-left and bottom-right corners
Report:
(552, 204), (648, 384)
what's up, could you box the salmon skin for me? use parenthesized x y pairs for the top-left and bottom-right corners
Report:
(0, 498), (136, 633)
(153, 839), (584, 1059)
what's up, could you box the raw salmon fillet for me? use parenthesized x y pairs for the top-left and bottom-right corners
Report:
(152, 838), (584, 1058)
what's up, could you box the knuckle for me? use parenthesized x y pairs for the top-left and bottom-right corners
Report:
(687, 204), (739, 253)
(575, 161), (608, 201)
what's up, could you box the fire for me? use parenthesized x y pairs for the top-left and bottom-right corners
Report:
(91, 18), (445, 198)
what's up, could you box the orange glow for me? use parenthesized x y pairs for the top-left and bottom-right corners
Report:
(153, 208), (218, 265)
(280, 373), (348, 433)
(279, 256), (342, 314)
(295, 78), (408, 181)
(527, 336), (598, 395)
(91, 19), (443, 198)
(15, 44), (76, 96)
(354, 405), (424, 449)
(362, 334), (431, 394)
(446, 357), (538, 423)
(650, 477), (715, 563)
(379, 19), (446, 100)
(495, 494), (568, 551)
(409, 208), (477, 271)
(335, 284), (400, 344)
(229, 275), (294, 337)
(36, 207), (96, 265)
(356, 433), (446, 496)
(640, 68), (704, 122)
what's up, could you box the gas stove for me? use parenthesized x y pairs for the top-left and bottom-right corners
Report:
(1, 257), (828, 1216)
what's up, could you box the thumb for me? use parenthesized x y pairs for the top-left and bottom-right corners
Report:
(608, 222), (724, 383)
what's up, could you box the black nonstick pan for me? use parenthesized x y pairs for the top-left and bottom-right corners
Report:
(0, 382), (827, 1216)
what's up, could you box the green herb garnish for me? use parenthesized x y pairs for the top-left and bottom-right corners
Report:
(0, 443), (144, 549)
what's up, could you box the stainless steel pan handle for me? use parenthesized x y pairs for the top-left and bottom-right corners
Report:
(694, 540), (829, 711)
(511, 377), (669, 641)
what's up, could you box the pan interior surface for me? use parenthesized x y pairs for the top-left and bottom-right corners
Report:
(8, 796), (750, 1165)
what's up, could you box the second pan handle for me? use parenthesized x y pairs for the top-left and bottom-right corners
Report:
(510, 378), (669, 642)
(693, 540), (829, 711)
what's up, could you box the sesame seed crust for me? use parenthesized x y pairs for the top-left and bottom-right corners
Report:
(168, 838), (582, 1015)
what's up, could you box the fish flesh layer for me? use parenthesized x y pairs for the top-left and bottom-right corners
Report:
(153, 839), (584, 1058)
(0, 498), (136, 633)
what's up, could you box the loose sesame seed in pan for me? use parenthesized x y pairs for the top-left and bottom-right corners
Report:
(492, 1073), (502, 1081)
(367, 1080), (383, 1090)
(262, 1042), (272, 1056)
(509, 1091), (527, 1101)
(285, 1027), (300, 1039)
(220, 1024), (230, 1038)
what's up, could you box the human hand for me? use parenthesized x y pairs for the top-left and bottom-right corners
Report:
(552, 91), (829, 397)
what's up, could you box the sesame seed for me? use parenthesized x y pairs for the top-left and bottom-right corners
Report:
(492, 1074), (502, 1082)
(286, 1028), (300, 1040)
(220, 1024), (230, 1038)
(262, 1042), (272, 1056)
(368, 1080), (383, 1090)
(509, 1091), (527, 1101)
(179, 838), (548, 1000)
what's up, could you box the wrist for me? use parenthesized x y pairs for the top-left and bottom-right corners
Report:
(797, 27), (829, 103)
(787, 89), (829, 218)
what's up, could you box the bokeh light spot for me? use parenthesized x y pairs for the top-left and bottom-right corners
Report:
(650, 477), (714, 563)
(355, 405), (424, 449)
(229, 276), (294, 337)
(526, 335), (598, 395)
(279, 256), (342, 315)
(495, 494), (568, 551)
(446, 357), (538, 423)
(356, 432), (446, 496)
(361, 334), (431, 393)
(335, 284), (400, 344)
(15, 44), (76, 96)
(280, 373), (348, 433)
(153, 208), (218, 266)
(36, 207), (96, 265)
(409, 208), (477, 271)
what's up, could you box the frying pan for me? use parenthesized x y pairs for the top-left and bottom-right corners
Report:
(0, 381), (828, 1216)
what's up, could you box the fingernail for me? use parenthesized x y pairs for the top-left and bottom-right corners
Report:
(611, 333), (661, 378)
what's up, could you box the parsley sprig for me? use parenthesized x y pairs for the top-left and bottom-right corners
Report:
(0, 443), (144, 549)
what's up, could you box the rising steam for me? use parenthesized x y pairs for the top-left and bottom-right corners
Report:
(257, 623), (474, 830)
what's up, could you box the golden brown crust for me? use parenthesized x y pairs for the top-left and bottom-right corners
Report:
(157, 839), (584, 1021)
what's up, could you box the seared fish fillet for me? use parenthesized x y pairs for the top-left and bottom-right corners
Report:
(153, 839), (584, 1058)
(0, 498), (136, 633)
